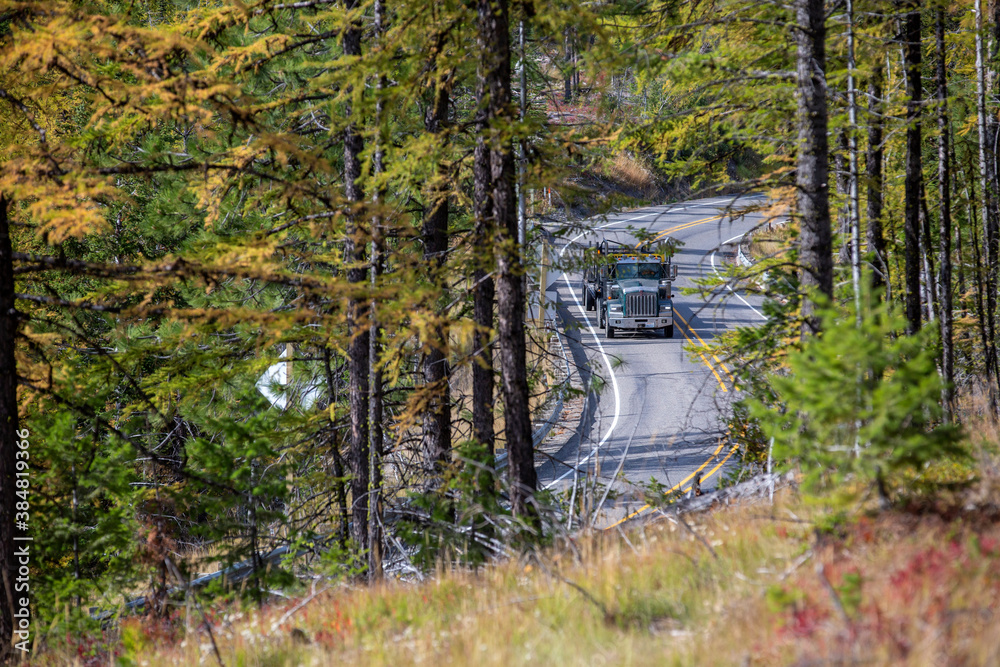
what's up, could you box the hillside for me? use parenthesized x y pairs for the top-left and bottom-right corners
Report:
(52, 448), (1000, 666)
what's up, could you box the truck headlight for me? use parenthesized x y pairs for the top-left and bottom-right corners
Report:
(659, 304), (672, 313)
(609, 304), (622, 313)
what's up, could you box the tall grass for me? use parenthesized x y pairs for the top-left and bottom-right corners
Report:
(62, 475), (1000, 666)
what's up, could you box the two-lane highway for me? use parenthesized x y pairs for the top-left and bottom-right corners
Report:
(537, 195), (768, 527)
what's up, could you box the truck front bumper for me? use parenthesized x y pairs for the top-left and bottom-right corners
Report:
(607, 316), (672, 330)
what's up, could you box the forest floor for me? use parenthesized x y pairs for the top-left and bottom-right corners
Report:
(53, 441), (1000, 666)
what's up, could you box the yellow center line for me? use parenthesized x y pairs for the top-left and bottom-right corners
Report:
(650, 213), (726, 242)
(675, 316), (727, 393)
(626, 214), (724, 250)
(599, 208), (744, 530)
(673, 310), (737, 385)
(604, 439), (728, 530)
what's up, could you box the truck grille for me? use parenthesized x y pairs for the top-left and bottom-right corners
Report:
(626, 291), (658, 317)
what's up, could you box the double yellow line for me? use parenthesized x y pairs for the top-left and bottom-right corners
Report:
(651, 213), (726, 243)
(674, 310), (736, 391)
(643, 210), (737, 392)
(604, 439), (740, 529)
(601, 211), (740, 530)
(601, 309), (740, 529)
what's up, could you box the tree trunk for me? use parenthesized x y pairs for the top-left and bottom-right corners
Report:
(936, 8), (954, 418)
(343, 0), (370, 553)
(969, 186), (994, 394)
(867, 65), (888, 297)
(422, 77), (452, 477)
(367, 0), (387, 582)
(322, 348), (350, 550)
(563, 27), (573, 103)
(846, 0), (862, 319)
(920, 187), (939, 324)
(0, 195), (19, 657)
(795, 0), (834, 332)
(901, 0), (923, 334)
(976, 0), (1000, 399)
(472, 65), (495, 465)
(835, 130), (851, 265)
(478, 0), (536, 520)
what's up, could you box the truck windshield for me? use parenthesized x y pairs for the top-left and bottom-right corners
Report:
(616, 262), (661, 280)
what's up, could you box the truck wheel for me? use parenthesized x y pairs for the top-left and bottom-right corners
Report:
(664, 325), (673, 338)
(585, 288), (595, 311)
(606, 322), (616, 339)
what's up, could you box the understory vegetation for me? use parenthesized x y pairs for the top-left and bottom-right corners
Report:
(4, 0), (1000, 663)
(55, 430), (1000, 665)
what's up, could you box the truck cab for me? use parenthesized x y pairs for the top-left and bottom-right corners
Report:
(583, 240), (678, 339)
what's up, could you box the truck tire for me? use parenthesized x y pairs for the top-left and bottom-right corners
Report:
(606, 321), (616, 339)
(585, 287), (595, 311)
(664, 325), (673, 338)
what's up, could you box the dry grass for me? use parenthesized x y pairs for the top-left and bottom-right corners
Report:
(602, 152), (660, 199)
(52, 470), (1000, 667)
(42, 394), (1000, 666)
(748, 224), (794, 261)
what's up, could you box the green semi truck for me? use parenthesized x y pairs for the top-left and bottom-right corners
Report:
(581, 240), (678, 339)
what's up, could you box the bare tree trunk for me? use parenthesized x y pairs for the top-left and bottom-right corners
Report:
(422, 75), (452, 477)
(563, 27), (573, 103)
(473, 55), (496, 465)
(322, 348), (350, 550)
(867, 65), (888, 297)
(976, 0), (1000, 400)
(0, 195), (19, 657)
(343, 0), (370, 553)
(846, 0), (862, 319)
(835, 130), (851, 264)
(901, 0), (923, 334)
(795, 0), (834, 333)
(920, 187), (939, 324)
(572, 27), (581, 96)
(478, 0), (536, 520)
(367, 0), (387, 582)
(969, 186), (995, 394)
(936, 8), (954, 418)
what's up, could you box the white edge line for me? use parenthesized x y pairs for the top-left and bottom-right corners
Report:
(543, 199), (729, 489)
(711, 233), (766, 319)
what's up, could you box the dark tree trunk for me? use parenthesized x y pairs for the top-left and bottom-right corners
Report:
(977, 0), (1000, 403)
(936, 7), (954, 417)
(368, 0), (388, 582)
(422, 78), (452, 476)
(835, 129), (851, 264)
(962, 149), (997, 402)
(0, 195), (19, 657)
(563, 27), (573, 103)
(866, 65), (888, 296)
(795, 0), (834, 332)
(472, 89), (495, 463)
(478, 0), (536, 520)
(920, 187), (939, 323)
(989, 0), (1000, 223)
(343, 0), (370, 553)
(970, 189), (994, 390)
(322, 348), (350, 550)
(902, 1), (923, 334)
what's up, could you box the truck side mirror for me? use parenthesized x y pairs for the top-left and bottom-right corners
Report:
(671, 264), (679, 280)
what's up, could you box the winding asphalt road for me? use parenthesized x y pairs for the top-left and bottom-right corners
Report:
(537, 194), (770, 528)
